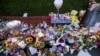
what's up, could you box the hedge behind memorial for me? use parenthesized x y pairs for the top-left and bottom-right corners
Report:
(0, 0), (100, 16)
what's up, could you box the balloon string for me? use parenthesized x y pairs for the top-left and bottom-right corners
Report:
(57, 9), (59, 19)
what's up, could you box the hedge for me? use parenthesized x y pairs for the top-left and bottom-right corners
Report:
(0, 0), (100, 16)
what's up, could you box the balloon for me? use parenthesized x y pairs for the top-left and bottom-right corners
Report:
(54, 0), (63, 10)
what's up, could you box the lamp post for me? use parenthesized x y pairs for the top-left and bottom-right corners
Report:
(54, 0), (63, 19)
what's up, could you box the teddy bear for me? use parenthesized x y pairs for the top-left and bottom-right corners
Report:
(70, 10), (80, 29)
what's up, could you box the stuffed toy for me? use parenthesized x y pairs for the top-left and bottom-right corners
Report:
(70, 10), (79, 24)
(6, 20), (21, 37)
(70, 10), (80, 29)
(6, 20), (21, 29)
(79, 10), (86, 21)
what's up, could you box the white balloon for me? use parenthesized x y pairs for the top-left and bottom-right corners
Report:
(54, 0), (63, 10)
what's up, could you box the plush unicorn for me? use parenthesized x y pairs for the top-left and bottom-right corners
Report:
(6, 20), (21, 29)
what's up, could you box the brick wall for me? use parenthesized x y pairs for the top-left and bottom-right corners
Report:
(0, 16), (51, 25)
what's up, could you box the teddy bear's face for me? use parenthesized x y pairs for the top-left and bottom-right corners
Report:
(71, 10), (78, 16)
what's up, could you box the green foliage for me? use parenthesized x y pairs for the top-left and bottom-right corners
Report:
(0, 0), (99, 16)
